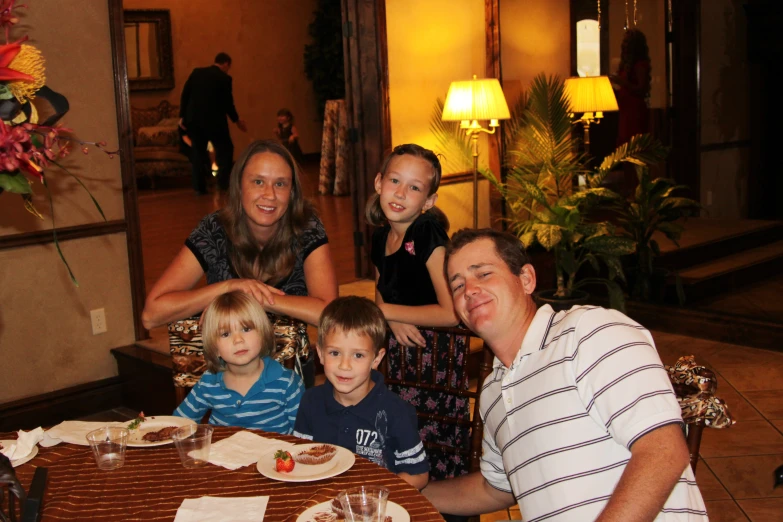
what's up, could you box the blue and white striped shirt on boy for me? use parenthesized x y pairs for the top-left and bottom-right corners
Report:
(174, 356), (303, 434)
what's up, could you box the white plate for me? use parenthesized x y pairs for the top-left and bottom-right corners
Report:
(126, 416), (195, 447)
(296, 500), (409, 522)
(256, 443), (355, 482)
(0, 440), (39, 468)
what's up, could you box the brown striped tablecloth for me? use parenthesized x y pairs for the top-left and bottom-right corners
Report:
(5, 427), (444, 522)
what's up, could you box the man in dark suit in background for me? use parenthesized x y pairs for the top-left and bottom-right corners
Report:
(180, 52), (247, 194)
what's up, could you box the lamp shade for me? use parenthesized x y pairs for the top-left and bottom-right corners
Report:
(442, 75), (510, 122)
(564, 76), (619, 114)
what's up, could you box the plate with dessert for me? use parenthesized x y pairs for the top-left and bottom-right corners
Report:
(126, 415), (195, 447)
(296, 496), (410, 522)
(257, 443), (355, 482)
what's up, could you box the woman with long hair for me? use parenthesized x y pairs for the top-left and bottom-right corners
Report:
(613, 28), (652, 146)
(142, 140), (338, 387)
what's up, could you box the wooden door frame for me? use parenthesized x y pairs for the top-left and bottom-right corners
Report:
(108, 0), (148, 340)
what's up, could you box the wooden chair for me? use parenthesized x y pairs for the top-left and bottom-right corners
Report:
(0, 455), (47, 522)
(379, 326), (494, 473)
(666, 355), (735, 475)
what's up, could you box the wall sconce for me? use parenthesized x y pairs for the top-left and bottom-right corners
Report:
(563, 75), (618, 155)
(442, 75), (510, 228)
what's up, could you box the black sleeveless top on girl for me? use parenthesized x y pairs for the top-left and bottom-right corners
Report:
(370, 212), (449, 306)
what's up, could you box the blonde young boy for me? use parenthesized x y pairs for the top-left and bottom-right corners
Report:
(293, 296), (429, 490)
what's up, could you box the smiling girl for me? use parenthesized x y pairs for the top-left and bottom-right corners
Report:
(366, 144), (469, 489)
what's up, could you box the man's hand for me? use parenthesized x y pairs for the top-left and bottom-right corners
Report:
(236, 119), (248, 132)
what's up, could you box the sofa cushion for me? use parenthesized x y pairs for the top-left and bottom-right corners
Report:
(137, 125), (178, 147)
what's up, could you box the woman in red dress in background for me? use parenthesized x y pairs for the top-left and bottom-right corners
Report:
(611, 29), (652, 195)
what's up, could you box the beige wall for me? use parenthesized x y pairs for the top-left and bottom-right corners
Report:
(0, 1), (135, 403)
(124, 0), (321, 155)
(500, 0), (571, 107)
(386, 0), (490, 228)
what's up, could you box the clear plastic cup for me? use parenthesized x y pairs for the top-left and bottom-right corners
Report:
(337, 486), (390, 522)
(171, 424), (213, 468)
(85, 426), (129, 471)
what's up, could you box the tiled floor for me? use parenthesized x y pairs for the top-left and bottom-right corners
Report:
(480, 329), (783, 522)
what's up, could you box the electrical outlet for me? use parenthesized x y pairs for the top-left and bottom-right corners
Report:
(91, 308), (107, 335)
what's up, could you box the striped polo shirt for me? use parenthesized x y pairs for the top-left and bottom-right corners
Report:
(174, 356), (303, 434)
(480, 305), (707, 521)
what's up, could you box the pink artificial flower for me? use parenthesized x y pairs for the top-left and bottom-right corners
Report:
(404, 241), (415, 255)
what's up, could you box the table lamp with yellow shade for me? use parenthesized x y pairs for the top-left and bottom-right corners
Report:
(563, 75), (619, 155)
(442, 75), (510, 228)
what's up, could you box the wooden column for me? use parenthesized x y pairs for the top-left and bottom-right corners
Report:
(485, 0), (505, 231)
(342, 0), (391, 279)
(668, 0), (701, 198)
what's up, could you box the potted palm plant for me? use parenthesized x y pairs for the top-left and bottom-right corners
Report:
(614, 165), (701, 302)
(485, 73), (668, 312)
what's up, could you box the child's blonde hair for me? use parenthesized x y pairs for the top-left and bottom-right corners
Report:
(365, 143), (449, 230)
(317, 296), (387, 354)
(201, 291), (275, 372)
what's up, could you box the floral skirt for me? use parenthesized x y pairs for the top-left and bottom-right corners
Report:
(386, 330), (471, 480)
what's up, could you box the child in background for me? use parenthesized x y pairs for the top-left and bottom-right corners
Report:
(367, 144), (470, 486)
(294, 296), (429, 490)
(174, 291), (303, 433)
(273, 108), (304, 163)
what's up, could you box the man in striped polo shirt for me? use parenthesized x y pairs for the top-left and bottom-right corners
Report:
(422, 229), (707, 521)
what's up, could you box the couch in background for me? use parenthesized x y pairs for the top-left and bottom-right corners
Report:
(131, 100), (190, 186)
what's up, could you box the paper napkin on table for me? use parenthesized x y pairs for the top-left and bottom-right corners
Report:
(207, 430), (295, 470)
(174, 496), (269, 522)
(0, 427), (44, 461)
(43, 420), (127, 447)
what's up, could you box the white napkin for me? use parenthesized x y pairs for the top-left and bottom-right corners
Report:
(207, 431), (295, 470)
(174, 496), (269, 522)
(44, 420), (127, 446)
(0, 427), (44, 461)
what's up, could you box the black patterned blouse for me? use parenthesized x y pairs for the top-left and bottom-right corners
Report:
(185, 212), (328, 296)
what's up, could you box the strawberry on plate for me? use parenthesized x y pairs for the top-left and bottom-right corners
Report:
(274, 449), (295, 473)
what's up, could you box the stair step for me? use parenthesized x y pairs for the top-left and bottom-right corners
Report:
(658, 219), (783, 271)
(672, 240), (783, 302)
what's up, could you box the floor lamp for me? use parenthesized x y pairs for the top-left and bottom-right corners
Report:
(563, 76), (619, 156)
(442, 75), (510, 228)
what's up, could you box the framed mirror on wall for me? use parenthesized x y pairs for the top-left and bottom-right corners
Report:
(124, 9), (174, 91)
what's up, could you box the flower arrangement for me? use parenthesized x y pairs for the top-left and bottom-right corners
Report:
(0, 0), (118, 285)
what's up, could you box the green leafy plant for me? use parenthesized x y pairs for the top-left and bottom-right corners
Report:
(614, 165), (701, 302)
(484, 73), (668, 311)
(303, 0), (345, 119)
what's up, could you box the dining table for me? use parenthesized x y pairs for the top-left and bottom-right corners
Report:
(4, 426), (445, 522)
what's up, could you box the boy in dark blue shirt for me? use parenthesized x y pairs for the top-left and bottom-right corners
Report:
(294, 296), (429, 490)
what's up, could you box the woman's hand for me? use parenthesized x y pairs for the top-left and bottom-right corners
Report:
(388, 320), (426, 348)
(227, 278), (286, 308)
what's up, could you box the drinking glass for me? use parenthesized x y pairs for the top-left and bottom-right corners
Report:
(337, 486), (390, 522)
(171, 424), (213, 468)
(85, 426), (129, 471)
